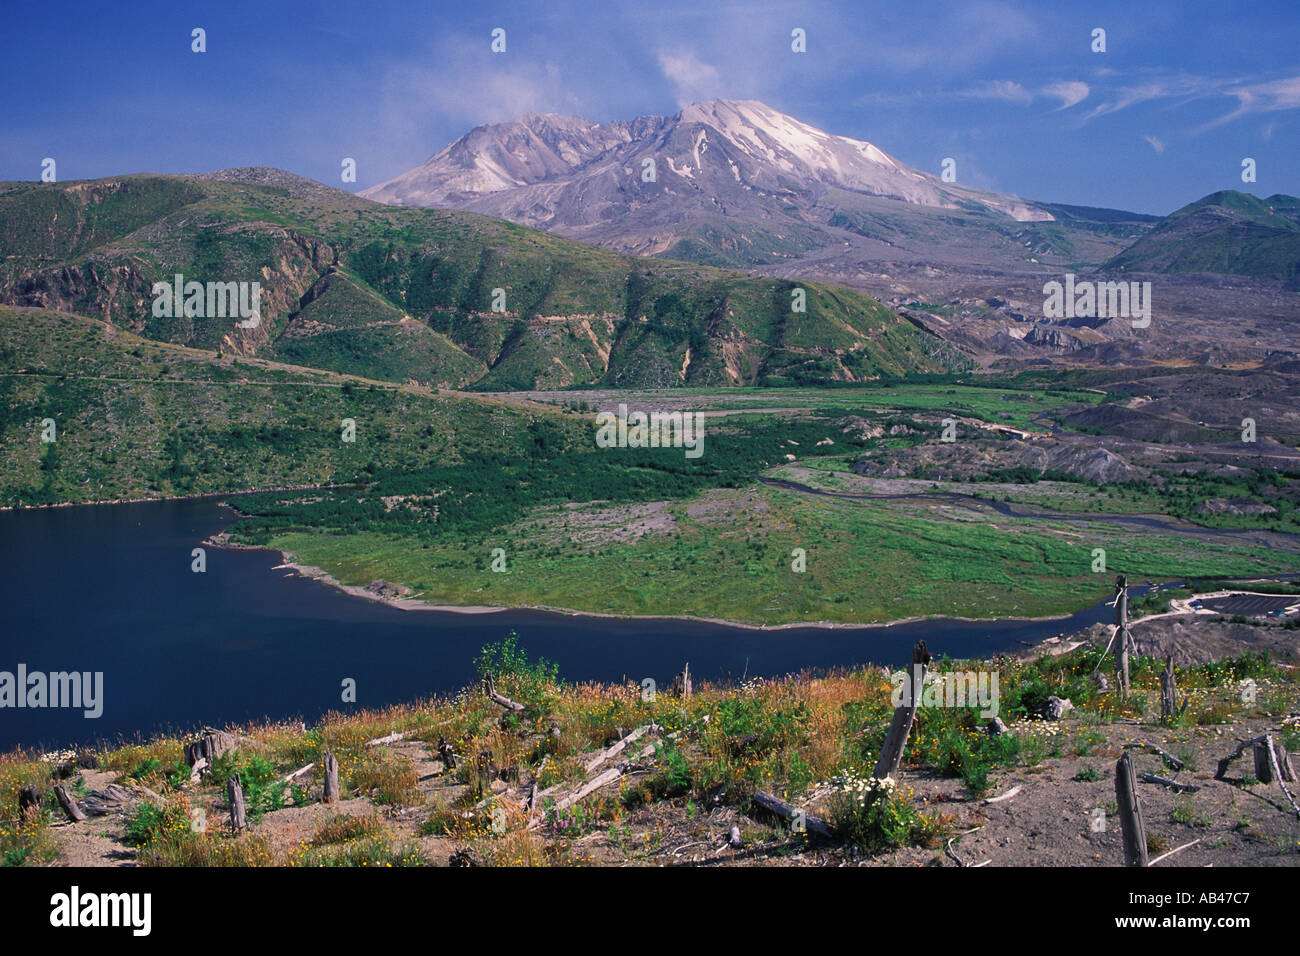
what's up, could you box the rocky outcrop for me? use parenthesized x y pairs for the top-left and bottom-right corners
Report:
(1197, 497), (1278, 516)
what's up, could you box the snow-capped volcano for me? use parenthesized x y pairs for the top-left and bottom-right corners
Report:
(361, 99), (1053, 264)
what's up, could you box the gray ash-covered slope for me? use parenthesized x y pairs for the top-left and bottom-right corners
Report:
(363, 101), (1300, 370)
(362, 99), (1082, 269)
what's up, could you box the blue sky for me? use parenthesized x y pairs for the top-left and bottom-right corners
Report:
(3, 0), (1297, 214)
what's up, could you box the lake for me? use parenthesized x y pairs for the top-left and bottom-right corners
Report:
(0, 495), (1124, 752)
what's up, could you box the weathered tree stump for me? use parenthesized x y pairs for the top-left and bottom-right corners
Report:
(1115, 751), (1148, 867)
(184, 729), (236, 768)
(1159, 654), (1178, 721)
(1254, 738), (1275, 783)
(52, 784), (85, 822)
(1249, 735), (1296, 785)
(436, 736), (456, 770)
(18, 786), (41, 821)
(1114, 576), (1132, 698)
(873, 640), (930, 779)
(1277, 740), (1297, 783)
(322, 752), (340, 804)
(227, 776), (246, 830)
(668, 663), (693, 699)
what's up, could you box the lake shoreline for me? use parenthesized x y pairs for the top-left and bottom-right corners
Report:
(0, 483), (344, 513)
(203, 531), (1093, 633)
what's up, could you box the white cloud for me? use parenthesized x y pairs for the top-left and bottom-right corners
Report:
(1082, 80), (1188, 122)
(957, 80), (1033, 104)
(656, 49), (723, 107)
(1042, 81), (1090, 110)
(1204, 75), (1300, 128)
(1078, 72), (1300, 129)
(1143, 134), (1165, 153)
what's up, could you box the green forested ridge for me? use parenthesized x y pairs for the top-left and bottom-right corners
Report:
(0, 306), (553, 506)
(1106, 190), (1300, 279)
(0, 169), (958, 391)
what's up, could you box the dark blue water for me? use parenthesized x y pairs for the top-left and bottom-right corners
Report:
(0, 496), (1124, 753)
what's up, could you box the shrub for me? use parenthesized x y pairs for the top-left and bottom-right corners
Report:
(352, 750), (420, 806)
(139, 831), (272, 867)
(124, 800), (190, 847)
(0, 816), (57, 866)
(474, 632), (562, 718)
(829, 773), (931, 851)
(208, 751), (287, 822)
(311, 813), (386, 846)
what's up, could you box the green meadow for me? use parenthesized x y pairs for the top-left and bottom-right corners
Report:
(262, 483), (1292, 626)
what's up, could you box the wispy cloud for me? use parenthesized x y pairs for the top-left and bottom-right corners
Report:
(1079, 71), (1300, 130)
(1143, 134), (1165, 153)
(870, 79), (1089, 111)
(1081, 78), (1196, 122)
(1203, 75), (1300, 129)
(657, 49), (723, 107)
(957, 80), (1033, 104)
(1042, 81), (1090, 111)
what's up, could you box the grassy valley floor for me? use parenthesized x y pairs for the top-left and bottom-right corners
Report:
(251, 479), (1298, 626)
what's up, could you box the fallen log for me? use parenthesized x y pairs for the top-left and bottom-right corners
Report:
(1123, 742), (1184, 771)
(280, 763), (315, 786)
(1148, 838), (1200, 867)
(945, 837), (968, 867)
(528, 763), (634, 828)
(1216, 734), (1268, 780)
(984, 784), (1022, 805)
(1140, 773), (1200, 794)
(549, 762), (629, 815)
(80, 784), (156, 817)
(531, 722), (693, 817)
(364, 718), (457, 747)
(750, 790), (836, 843)
(529, 729), (688, 826)
(484, 676), (525, 714)
(584, 724), (657, 773)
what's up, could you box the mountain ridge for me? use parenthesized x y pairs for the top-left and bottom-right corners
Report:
(0, 168), (960, 390)
(358, 99), (1171, 276)
(1105, 189), (1300, 280)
